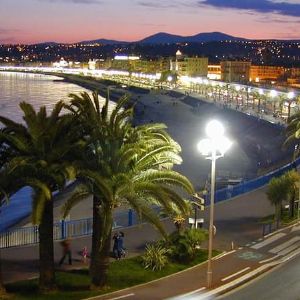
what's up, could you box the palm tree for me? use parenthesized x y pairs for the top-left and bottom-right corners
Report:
(284, 111), (300, 158)
(0, 101), (79, 291)
(63, 91), (194, 288)
(267, 176), (290, 224)
(284, 170), (300, 218)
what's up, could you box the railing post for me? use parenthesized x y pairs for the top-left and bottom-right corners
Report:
(34, 226), (39, 244)
(5, 231), (9, 248)
(61, 219), (66, 240)
(128, 209), (133, 227)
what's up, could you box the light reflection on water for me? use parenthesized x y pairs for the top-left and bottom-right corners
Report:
(0, 72), (111, 231)
(0, 72), (111, 123)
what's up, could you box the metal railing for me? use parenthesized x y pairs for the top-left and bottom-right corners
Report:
(0, 207), (161, 249)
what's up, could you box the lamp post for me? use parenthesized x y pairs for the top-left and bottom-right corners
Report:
(197, 120), (232, 288)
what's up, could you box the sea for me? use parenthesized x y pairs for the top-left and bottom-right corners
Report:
(0, 71), (106, 231)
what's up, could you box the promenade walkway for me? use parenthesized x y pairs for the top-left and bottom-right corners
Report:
(2, 184), (273, 283)
(2, 185), (300, 300)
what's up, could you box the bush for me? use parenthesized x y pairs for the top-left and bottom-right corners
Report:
(142, 243), (170, 271)
(168, 228), (208, 263)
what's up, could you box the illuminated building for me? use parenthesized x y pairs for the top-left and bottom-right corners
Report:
(250, 65), (284, 83)
(208, 65), (221, 80)
(170, 51), (208, 77)
(221, 61), (251, 83)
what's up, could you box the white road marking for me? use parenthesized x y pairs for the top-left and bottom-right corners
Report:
(251, 233), (286, 249)
(165, 287), (206, 299)
(181, 287), (206, 297)
(278, 241), (300, 256)
(108, 294), (135, 300)
(259, 255), (280, 264)
(212, 249), (236, 260)
(221, 267), (251, 282)
(281, 248), (300, 263)
(269, 236), (300, 254)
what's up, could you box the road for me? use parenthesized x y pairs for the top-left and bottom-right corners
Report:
(219, 250), (300, 300)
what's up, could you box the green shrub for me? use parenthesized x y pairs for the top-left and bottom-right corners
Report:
(168, 228), (208, 263)
(142, 243), (170, 271)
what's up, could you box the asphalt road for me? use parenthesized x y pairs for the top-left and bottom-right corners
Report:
(219, 253), (300, 300)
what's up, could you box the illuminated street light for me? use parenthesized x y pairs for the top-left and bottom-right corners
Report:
(197, 120), (232, 288)
(270, 90), (278, 98)
(288, 91), (295, 100)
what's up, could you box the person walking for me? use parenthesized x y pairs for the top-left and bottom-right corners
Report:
(59, 239), (72, 266)
(112, 232), (119, 259)
(117, 232), (125, 259)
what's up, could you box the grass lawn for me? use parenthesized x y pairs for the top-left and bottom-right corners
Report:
(5, 250), (218, 300)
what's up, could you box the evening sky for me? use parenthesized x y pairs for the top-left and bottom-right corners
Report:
(1, 0), (300, 44)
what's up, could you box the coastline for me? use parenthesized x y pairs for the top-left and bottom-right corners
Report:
(0, 71), (294, 233)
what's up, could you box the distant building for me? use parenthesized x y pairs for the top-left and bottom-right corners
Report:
(208, 65), (221, 80)
(221, 61), (251, 83)
(250, 65), (284, 83)
(131, 58), (170, 73)
(170, 51), (208, 77)
(290, 67), (300, 79)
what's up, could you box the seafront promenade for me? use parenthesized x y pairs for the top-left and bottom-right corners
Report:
(0, 71), (299, 299)
(2, 184), (300, 300)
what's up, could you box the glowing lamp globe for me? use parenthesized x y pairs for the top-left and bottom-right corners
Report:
(206, 120), (224, 139)
(288, 92), (295, 100)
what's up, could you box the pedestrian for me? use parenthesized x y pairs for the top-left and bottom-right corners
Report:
(59, 239), (72, 266)
(117, 231), (125, 259)
(112, 232), (119, 259)
(82, 246), (88, 263)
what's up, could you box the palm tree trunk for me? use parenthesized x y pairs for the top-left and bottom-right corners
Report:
(275, 203), (281, 228)
(0, 252), (7, 297)
(289, 191), (295, 218)
(90, 195), (113, 289)
(39, 200), (55, 292)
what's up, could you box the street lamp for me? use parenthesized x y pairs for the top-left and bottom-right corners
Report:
(197, 120), (232, 288)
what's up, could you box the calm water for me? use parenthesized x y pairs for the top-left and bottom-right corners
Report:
(0, 72), (109, 231)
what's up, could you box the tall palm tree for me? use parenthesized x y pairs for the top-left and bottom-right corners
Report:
(0, 101), (79, 291)
(63, 91), (194, 288)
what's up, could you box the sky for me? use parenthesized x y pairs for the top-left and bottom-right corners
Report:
(1, 0), (300, 44)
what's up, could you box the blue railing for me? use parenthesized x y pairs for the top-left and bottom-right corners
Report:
(208, 158), (300, 204)
(0, 208), (160, 249)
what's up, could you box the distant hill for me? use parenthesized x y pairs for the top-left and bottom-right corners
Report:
(78, 32), (245, 45)
(138, 32), (187, 44)
(138, 31), (245, 44)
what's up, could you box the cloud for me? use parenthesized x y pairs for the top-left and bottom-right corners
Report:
(198, 0), (300, 17)
(137, 0), (187, 9)
(38, 0), (101, 4)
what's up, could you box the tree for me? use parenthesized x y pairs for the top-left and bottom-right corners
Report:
(284, 111), (300, 159)
(284, 170), (300, 218)
(63, 91), (194, 288)
(0, 101), (79, 291)
(267, 176), (290, 223)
